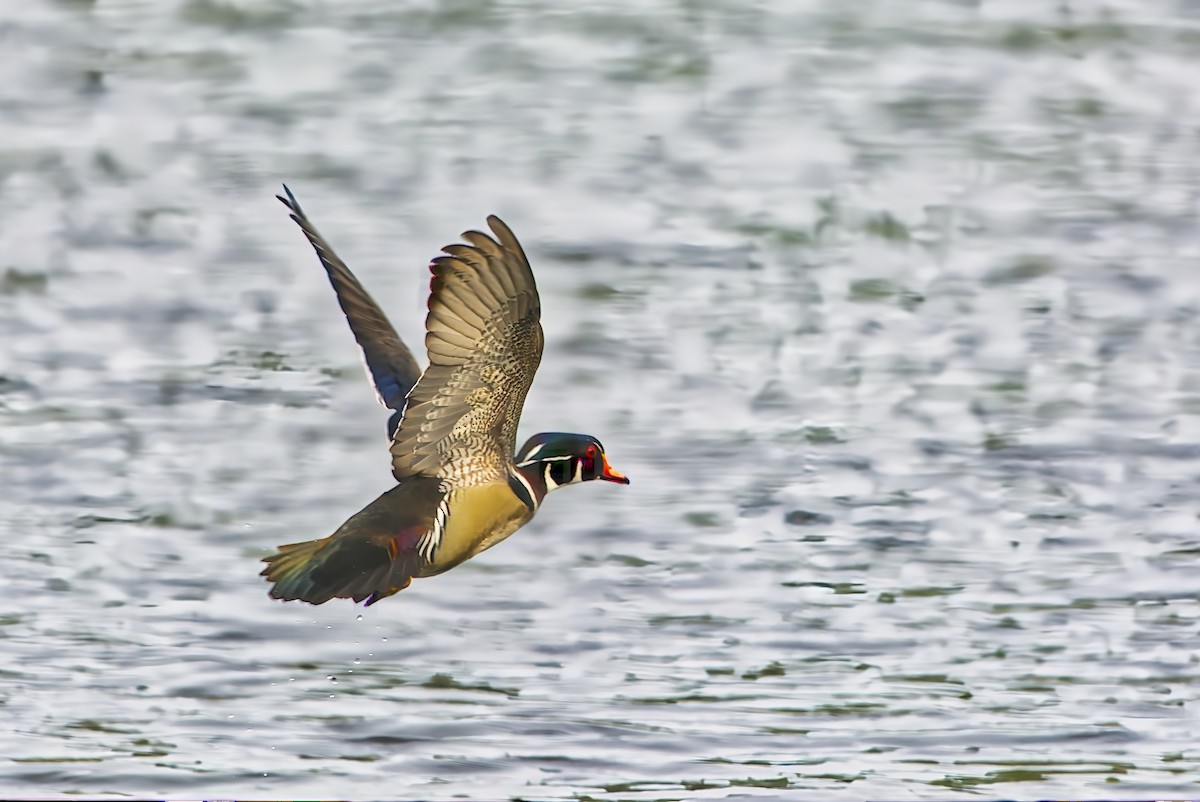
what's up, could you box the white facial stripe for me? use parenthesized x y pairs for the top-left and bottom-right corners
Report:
(522, 442), (547, 462)
(519, 454), (569, 469)
(543, 463), (560, 491)
(572, 458), (583, 484)
(516, 454), (569, 470)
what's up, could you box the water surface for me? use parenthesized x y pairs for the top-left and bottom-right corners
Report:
(2, 0), (1200, 798)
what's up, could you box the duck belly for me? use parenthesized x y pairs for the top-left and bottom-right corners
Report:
(422, 482), (532, 574)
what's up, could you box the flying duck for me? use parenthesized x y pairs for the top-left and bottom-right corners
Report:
(260, 187), (629, 605)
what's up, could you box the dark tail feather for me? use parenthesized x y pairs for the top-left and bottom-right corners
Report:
(260, 535), (413, 606)
(260, 536), (339, 605)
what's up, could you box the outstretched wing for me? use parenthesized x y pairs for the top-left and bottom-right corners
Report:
(390, 216), (542, 484)
(278, 185), (422, 423)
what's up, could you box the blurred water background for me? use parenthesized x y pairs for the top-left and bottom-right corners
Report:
(3, 0), (1200, 798)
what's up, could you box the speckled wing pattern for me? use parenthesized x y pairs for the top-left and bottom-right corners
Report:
(277, 185), (422, 415)
(390, 216), (543, 485)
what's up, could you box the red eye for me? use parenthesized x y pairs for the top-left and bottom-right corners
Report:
(587, 445), (598, 458)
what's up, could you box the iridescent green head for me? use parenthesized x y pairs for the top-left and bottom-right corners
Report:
(515, 432), (630, 495)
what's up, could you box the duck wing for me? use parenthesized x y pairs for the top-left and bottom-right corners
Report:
(278, 185), (422, 432)
(389, 216), (543, 484)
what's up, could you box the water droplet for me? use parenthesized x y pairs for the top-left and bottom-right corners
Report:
(381, 637), (388, 642)
(356, 615), (363, 622)
(329, 693), (335, 698)
(354, 658), (361, 664)
(288, 677), (295, 682)
(327, 675), (337, 682)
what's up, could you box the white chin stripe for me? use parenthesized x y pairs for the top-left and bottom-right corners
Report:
(509, 469), (538, 512)
(542, 457), (581, 491)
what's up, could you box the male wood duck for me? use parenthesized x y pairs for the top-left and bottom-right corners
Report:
(260, 187), (629, 605)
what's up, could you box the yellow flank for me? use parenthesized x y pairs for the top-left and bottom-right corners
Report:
(427, 481), (532, 573)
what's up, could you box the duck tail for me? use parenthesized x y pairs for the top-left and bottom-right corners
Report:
(261, 536), (341, 605)
(260, 531), (416, 606)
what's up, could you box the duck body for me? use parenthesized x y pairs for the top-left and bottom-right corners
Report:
(264, 475), (529, 605)
(260, 188), (627, 606)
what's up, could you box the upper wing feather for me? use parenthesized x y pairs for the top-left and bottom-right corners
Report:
(389, 216), (543, 483)
(278, 185), (422, 416)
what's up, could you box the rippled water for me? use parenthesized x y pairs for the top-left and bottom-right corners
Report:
(4, 0), (1200, 798)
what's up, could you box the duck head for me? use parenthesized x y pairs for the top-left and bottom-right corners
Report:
(515, 432), (629, 502)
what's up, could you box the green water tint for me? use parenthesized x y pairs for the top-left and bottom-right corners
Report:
(180, 0), (301, 30)
(297, 751), (381, 762)
(782, 580), (864, 594)
(1, 268), (48, 295)
(420, 672), (520, 698)
(66, 720), (138, 734)
(931, 759), (1139, 790)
